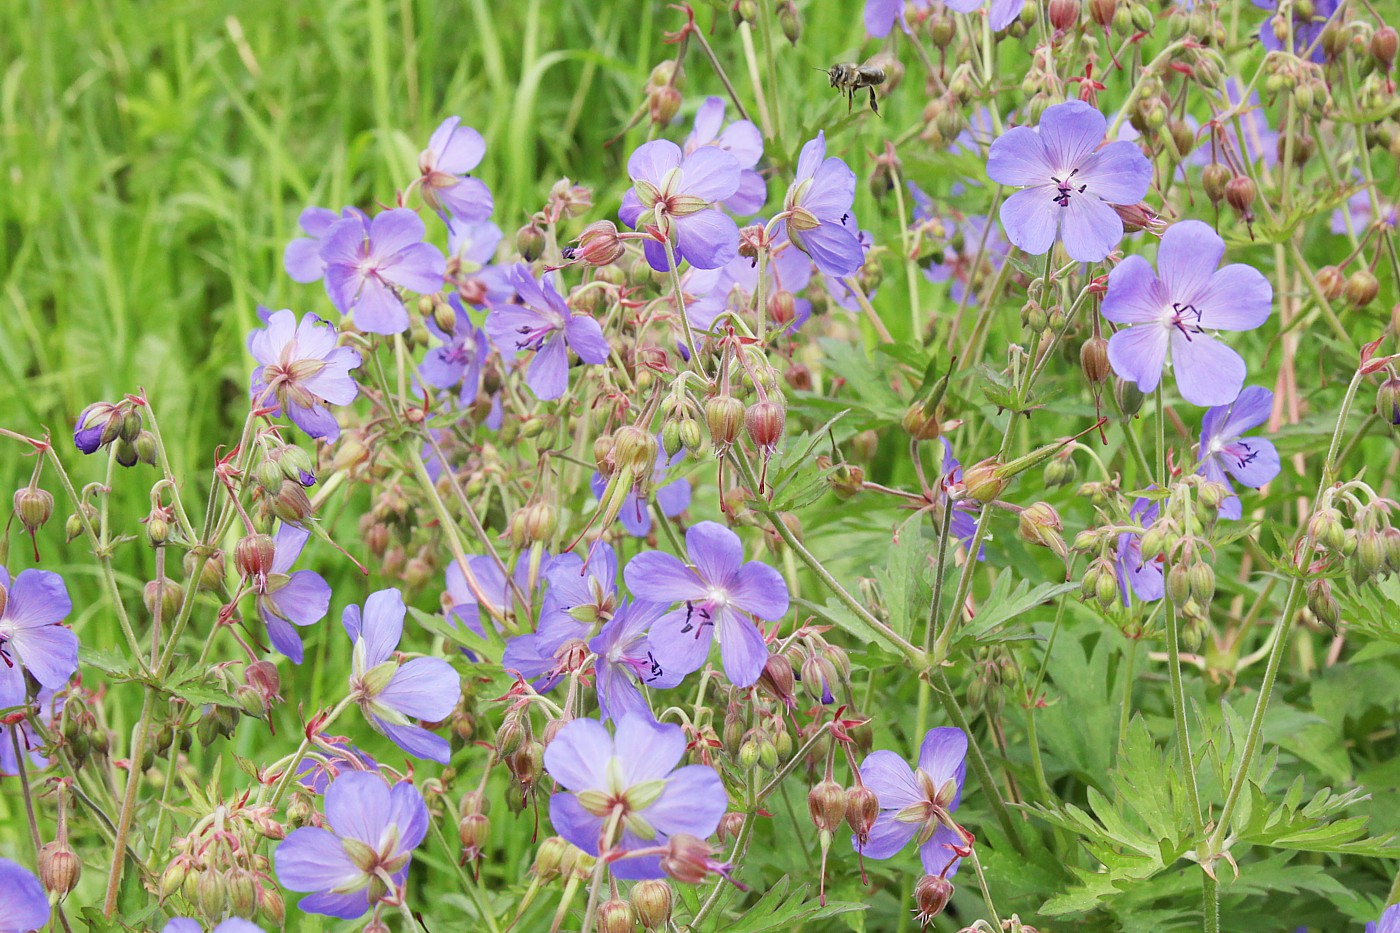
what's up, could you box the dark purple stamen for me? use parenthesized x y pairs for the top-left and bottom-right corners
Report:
(1051, 168), (1087, 207)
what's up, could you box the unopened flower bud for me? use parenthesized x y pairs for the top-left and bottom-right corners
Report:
(845, 783), (880, 843)
(960, 458), (1007, 503)
(745, 399), (785, 451)
(678, 417), (704, 453)
(1372, 25), (1398, 66)
(706, 395), (746, 449)
(758, 654), (797, 708)
(630, 878), (673, 929)
(516, 222), (546, 262)
(1307, 578), (1340, 632)
(1377, 376), (1400, 425)
(134, 431), (158, 466)
(120, 410), (143, 443)
(808, 779), (848, 833)
(1114, 377), (1145, 417)
(1224, 175), (1256, 217)
(245, 659), (281, 702)
(660, 833), (726, 884)
(1344, 268), (1379, 308)
(270, 479), (314, 524)
(459, 812), (490, 861)
(1080, 336), (1111, 384)
(1089, 0), (1115, 26)
(235, 533), (277, 579)
(1202, 163), (1231, 204)
(576, 221), (626, 267)
(649, 84), (682, 126)
(13, 487), (54, 534)
(143, 578), (184, 620)
(1316, 265), (1344, 300)
(1049, 0), (1079, 29)
(1018, 502), (1068, 561)
(913, 874), (954, 924)
(1166, 563), (1192, 607)
(38, 840), (82, 897)
(902, 402), (942, 440)
(613, 425), (658, 473)
(596, 898), (635, 933)
(1189, 562), (1216, 604)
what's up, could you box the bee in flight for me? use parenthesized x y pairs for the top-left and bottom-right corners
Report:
(825, 60), (888, 115)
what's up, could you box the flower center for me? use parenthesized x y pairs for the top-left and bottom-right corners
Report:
(1050, 167), (1087, 207)
(1162, 301), (1205, 341)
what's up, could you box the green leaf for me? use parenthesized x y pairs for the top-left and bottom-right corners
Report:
(700, 876), (865, 933)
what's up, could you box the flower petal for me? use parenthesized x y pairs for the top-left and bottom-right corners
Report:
(686, 521), (745, 585)
(1058, 192), (1124, 262)
(274, 826), (362, 892)
(853, 812), (918, 860)
(379, 658), (461, 722)
(614, 715), (686, 784)
(998, 187), (1059, 256)
(544, 718), (614, 791)
(727, 562), (789, 620)
(644, 764), (727, 837)
(858, 750), (921, 809)
(986, 126), (1052, 186)
(1197, 263), (1272, 331)
(1107, 323), (1168, 394)
(646, 607), (714, 679)
(716, 609), (768, 687)
(1038, 99), (1108, 173)
(674, 210), (740, 271)
(1101, 255), (1168, 323)
(1170, 331), (1246, 406)
(1077, 140), (1152, 204)
(1156, 220), (1224, 306)
(624, 551), (707, 604)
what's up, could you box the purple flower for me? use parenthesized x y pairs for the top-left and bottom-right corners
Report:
(255, 524), (331, 664)
(1253, 0), (1337, 62)
(782, 132), (865, 277)
(853, 727), (968, 876)
(447, 221), (512, 307)
(536, 544), (618, 652)
(620, 139), (742, 272)
(321, 208), (446, 335)
(1197, 386), (1280, 521)
(0, 568), (77, 712)
(545, 715), (727, 879)
(1332, 189), (1399, 235)
(1367, 904), (1400, 933)
(446, 551), (553, 643)
(986, 100), (1153, 262)
(936, 440), (984, 560)
(864, 0), (929, 36)
(589, 445), (692, 537)
(483, 265), (609, 400)
(164, 920), (265, 933)
(686, 236), (814, 336)
(1101, 220), (1271, 407)
(820, 226), (877, 312)
(684, 97), (766, 216)
(422, 295), (489, 403)
(0, 858), (49, 933)
(417, 117), (494, 226)
(72, 401), (122, 454)
(1, 687), (62, 776)
(248, 308), (361, 443)
(1115, 498), (1163, 606)
(946, 0), (1025, 29)
(284, 206), (366, 284)
(589, 600), (684, 722)
(623, 521), (789, 688)
(275, 771), (428, 919)
(297, 742), (380, 795)
(343, 589), (461, 764)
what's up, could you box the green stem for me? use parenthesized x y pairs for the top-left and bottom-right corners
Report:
(1207, 366), (1367, 851)
(932, 670), (1025, 855)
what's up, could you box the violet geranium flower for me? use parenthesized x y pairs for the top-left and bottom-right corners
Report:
(284, 206), (366, 284)
(536, 544), (617, 652)
(343, 589), (461, 764)
(685, 97), (766, 216)
(422, 295), (489, 404)
(620, 139), (742, 272)
(255, 524), (332, 665)
(1253, 0), (1337, 62)
(0, 858), (49, 933)
(248, 308), (361, 443)
(483, 264), (609, 401)
(936, 440), (985, 560)
(853, 727), (969, 876)
(0, 567), (77, 712)
(986, 100), (1153, 262)
(945, 0), (1026, 30)
(1367, 903), (1400, 933)
(164, 920), (265, 933)
(1197, 386), (1281, 521)
(321, 208), (446, 335)
(1100, 220), (1271, 407)
(589, 600), (683, 722)
(274, 771), (428, 920)
(1115, 498), (1164, 607)
(864, 0), (929, 36)
(545, 715), (727, 879)
(416, 117), (494, 226)
(623, 521), (789, 688)
(782, 132), (865, 277)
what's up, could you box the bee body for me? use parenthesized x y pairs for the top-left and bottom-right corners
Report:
(826, 61), (888, 115)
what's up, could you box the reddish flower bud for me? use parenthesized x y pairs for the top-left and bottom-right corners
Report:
(1224, 175), (1256, 217)
(630, 878), (674, 930)
(648, 85), (682, 126)
(1049, 0), (1080, 30)
(845, 783), (880, 843)
(745, 400), (785, 451)
(1080, 335), (1111, 383)
(38, 840), (82, 897)
(1344, 268), (1380, 308)
(1372, 25), (1398, 66)
(575, 221), (626, 267)
(913, 874), (954, 925)
(1315, 264), (1344, 300)
(660, 833), (728, 884)
(235, 533), (277, 579)
(13, 486), (54, 535)
(807, 779), (848, 833)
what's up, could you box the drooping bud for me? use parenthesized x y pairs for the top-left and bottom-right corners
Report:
(1316, 265), (1344, 300)
(38, 840), (82, 898)
(648, 84), (682, 126)
(902, 402), (942, 440)
(13, 487), (54, 535)
(807, 780), (848, 833)
(845, 783), (880, 843)
(1049, 0), (1079, 30)
(630, 879), (673, 930)
(235, 533), (277, 579)
(659, 833), (727, 884)
(516, 222), (546, 262)
(1344, 268), (1380, 308)
(1371, 25), (1398, 66)
(143, 579), (184, 620)
(1307, 578), (1340, 632)
(596, 898), (635, 933)
(575, 220), (627, 267)
(1018, 502), (1068, 562)
(1202, 163), (1231, 204)
(706, 395), (746, 449)
(1376, 376), (1400, 425)
(745, 399), (785, 451)
(1224, 175), (1256, 218)
(913, 874), (954, 925)
(960, 458), (1007, 503)
(757, 654), (797, 708)
(1080, 336), (1111, 383)
(270, 479), (314, 524)
(459, 812), (491, 861)
(613, 425), (658, 473)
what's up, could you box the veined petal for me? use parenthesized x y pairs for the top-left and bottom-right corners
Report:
(985, 126), (1052, 186)
(1170, 331), (1245, 406)
(1107, 323), (1169, 394)
(1156, 220), (1224, 306)
(998, 187), (1060, 256)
